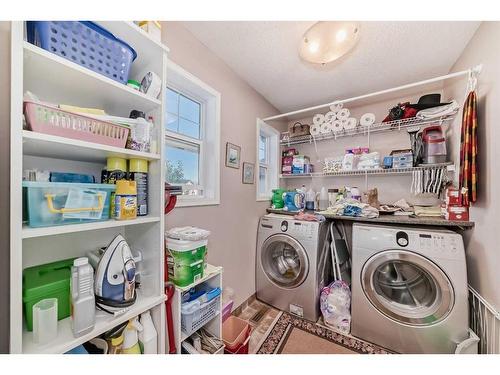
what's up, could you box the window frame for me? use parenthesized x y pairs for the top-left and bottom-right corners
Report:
(256, 118), (280, 201)
(166, 61), (221, 207)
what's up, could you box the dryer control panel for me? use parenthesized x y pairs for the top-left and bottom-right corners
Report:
(280, 220), (315, 238)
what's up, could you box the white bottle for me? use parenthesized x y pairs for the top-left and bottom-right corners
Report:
(305, 188), (316, 210)
(71, 257), (95, 337)
(139, 310), (158, 354)
(318, 187), (329, 211)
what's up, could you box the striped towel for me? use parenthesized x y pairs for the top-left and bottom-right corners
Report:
(459, 91), (478, 206)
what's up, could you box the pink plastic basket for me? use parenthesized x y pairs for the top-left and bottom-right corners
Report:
(24, 101), (129, 148)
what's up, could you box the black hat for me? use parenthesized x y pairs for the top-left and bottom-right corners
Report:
(407, 94), (451, 110)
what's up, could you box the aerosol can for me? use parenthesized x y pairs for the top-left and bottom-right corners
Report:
(71, 257), (95, 337)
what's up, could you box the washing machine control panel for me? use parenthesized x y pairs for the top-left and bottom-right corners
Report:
(396, 231), (409, 247)
(281, 221), (288, 232)
(417, 233), (460, 255)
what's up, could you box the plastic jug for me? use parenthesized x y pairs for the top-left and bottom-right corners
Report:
(318, 187), (329, 211)
(305, 188), (315, 210)
(70, 257), (95, 337)
(33, 298), (58, 344)
(139, 310), (158, 354)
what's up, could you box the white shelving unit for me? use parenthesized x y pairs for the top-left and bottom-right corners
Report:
(10, 21), (169, 354)
(169, 264), (223, 354)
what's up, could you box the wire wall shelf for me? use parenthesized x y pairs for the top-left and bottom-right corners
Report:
(280, 115), (455, 146)
(280, 162), (454, 179)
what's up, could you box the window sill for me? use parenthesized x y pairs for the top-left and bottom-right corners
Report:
(174, 197), (220, 208)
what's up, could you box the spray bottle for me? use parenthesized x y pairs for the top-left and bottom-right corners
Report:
(139, 310), (158, 354)
(122, 317), (143, 354)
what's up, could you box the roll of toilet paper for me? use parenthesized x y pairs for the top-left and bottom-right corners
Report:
(332, 120), (343, 133)
(329, 102), (343, 113)
(320, 122), (331, 134)
(336, 108), (350, 120)
(310, 124), (320, 136)
(360, 113), (376, 127)
(313, 113), (325, 126)
(344, 117), (358, 130)
(325, 111), (336, 123)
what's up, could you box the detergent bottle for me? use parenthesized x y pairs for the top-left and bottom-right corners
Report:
(139, 310), (158, 354)
(121, 317), (143, 354)
(305, 188), (316, 211)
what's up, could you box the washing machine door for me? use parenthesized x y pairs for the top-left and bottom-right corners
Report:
(361, 250), (454, 326)
(261, 234), (309, 289)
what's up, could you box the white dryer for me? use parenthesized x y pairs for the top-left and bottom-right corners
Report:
(351, 223), (469, 353)
(256, 214), (329, 321)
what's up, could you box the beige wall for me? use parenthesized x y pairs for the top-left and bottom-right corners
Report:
(161, 22), (285, 308)
(444, 21), (500, 310)
(0, 21), (10, 353)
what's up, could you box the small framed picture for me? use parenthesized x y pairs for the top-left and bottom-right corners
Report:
(226, 142), (241, 169)
(242, 162), (255, 184)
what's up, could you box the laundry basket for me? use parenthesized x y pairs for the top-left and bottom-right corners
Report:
(181, 295), (221, 337)
(24, 101), (130, 148)
(26, 21), (137, 84)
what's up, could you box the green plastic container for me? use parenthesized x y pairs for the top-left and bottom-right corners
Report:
(166, 238), (207, 287)
(23, 258), (75, 331)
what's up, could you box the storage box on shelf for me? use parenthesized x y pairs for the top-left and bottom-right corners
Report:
(10, 21), (168, 353)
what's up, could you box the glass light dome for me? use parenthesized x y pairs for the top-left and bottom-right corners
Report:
(299, 21), (360, 65)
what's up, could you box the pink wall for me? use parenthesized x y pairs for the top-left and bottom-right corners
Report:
(161, 22), (285, 308)
(444, 21), (500, 310)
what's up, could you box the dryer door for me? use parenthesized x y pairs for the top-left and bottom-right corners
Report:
(361, 250), (454, 326)
(261, 234), (309, 289)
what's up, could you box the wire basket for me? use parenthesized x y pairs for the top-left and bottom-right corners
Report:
(181, 296), (221, 337)
(26, 21), (137, 84)
(24, 101), (129, 148)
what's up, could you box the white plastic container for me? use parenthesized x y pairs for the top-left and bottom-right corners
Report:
(71, 257), (95, 337)
(318, 187), (329, 211)
(33, 298), (58, 344)
(139, 310), (158, 354)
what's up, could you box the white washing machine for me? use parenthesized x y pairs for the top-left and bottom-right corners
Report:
(351, 223), (469, 353)
(256, 214), (329, 321)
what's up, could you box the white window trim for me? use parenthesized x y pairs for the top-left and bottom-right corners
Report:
(167, 61), (221, 207)
(256, 118), (280, 201)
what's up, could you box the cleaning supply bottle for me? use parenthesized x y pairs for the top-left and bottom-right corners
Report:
(122, 317), (143, 354)
(129, 159), (148, 216)
(105, 157), (128, 218)
(70, 257), (95, 337)
(139, 310), (158, 354)
(318, 187), (329, 211)
(114, 180), (138, 220)
(109, 334), (124, 354)
(306, 188), (316, 210)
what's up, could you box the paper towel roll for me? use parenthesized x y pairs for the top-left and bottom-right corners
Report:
(329, 102), (343, 113)
(310, 124), (320, 136)
(325, 111), (336, 123)
(313, 113), (325, 125)
(320, 122), (331, 134)
(336, 108), (350, 120)
(332, 120), (343, 133)
(360, 113), (376, 126)
(344, 117), (358, 130)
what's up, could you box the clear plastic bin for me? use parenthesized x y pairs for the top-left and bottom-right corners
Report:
(23, 181), (116, 228)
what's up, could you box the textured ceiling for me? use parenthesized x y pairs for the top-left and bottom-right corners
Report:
(182, 21), (480, 113)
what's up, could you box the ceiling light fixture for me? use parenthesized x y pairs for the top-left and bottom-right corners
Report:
(299, 21), (360, 65)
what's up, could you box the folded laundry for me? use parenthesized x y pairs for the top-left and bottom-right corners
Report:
(318, 198), (379, 218)
(416, 100), (460, 120)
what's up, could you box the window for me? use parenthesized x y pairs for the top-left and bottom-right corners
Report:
(165, 62), (221, 206)
(256, 119), (279, 201)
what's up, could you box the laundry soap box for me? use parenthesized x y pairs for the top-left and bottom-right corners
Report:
(23, 181), (116, 228)
(166, 237), (208, 287)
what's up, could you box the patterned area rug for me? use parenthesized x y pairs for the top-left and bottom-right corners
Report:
(257, 312), (391, 354)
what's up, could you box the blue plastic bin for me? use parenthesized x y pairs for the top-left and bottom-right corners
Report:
(26, 21), (137, 84)
(23, 181), (116, 228)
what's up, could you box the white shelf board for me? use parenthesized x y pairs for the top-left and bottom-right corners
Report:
(174, 264), (223, 293)
(23, 42), (161, 116)
(22, 293), (166, 354)
(23, 130), (161, 163)
(22, 216), (161, 239)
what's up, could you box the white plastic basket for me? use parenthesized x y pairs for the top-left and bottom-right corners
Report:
(181, 296), (220, 337)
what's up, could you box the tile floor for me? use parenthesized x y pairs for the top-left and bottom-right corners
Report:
(236, 299), (281, 353)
